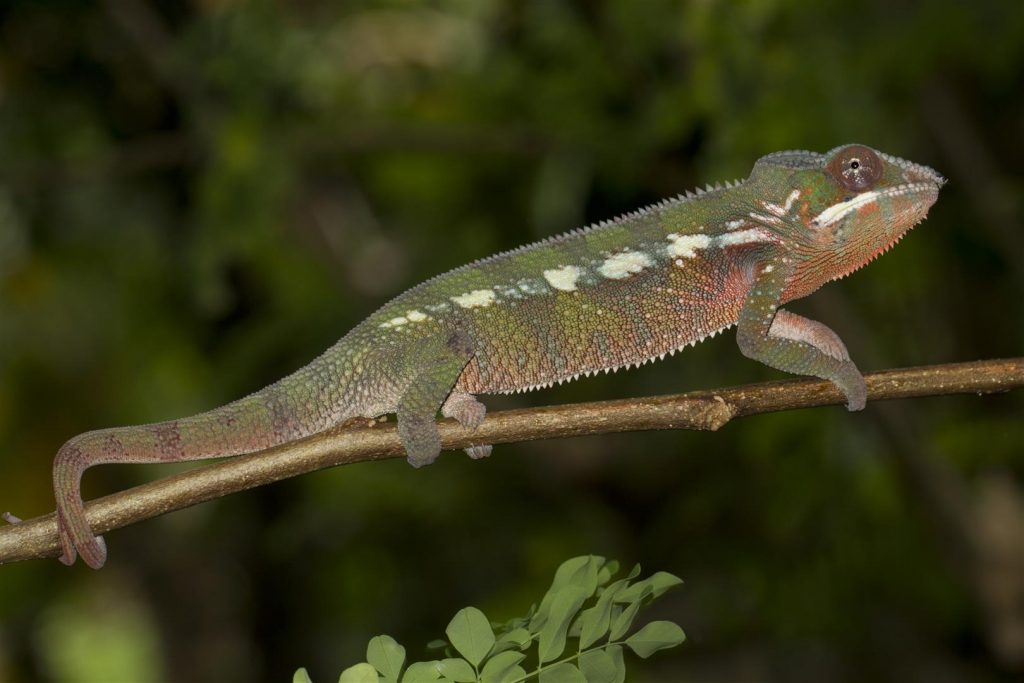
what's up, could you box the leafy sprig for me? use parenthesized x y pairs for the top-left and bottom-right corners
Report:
(294, 555), (685, 683)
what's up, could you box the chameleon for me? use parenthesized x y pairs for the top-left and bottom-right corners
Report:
(38, 143), (943, 568)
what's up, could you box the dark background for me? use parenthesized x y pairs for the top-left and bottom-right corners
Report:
(1, 1), (1022, 681)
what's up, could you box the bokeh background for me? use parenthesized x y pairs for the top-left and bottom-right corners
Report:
(1, 1), (1022, 681)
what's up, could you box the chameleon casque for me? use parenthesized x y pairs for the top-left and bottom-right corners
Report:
(44, 144), (943, 568)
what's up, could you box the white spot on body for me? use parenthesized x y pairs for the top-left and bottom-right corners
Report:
(811, 190), (881, 227)
(452, 289), (496, 308)
(715, 228), (770, 247)
(543, 265), (582, 292)
(598, 251), (653, 279)
(725, 219), (747, 230)
(763, 264), (774, 273)
(762, 201), (786, 217)
(498, 286), (523, 299)
(406, 310), (427, 322)
(666, 233), (712, 259)
(783, 189), (801, 212)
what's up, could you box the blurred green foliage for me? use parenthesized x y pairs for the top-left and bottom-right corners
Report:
(0, 1), (1022, 681)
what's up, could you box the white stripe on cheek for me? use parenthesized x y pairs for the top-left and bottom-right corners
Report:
(783, 189), (801, 212)
(811, 190), (881, 227)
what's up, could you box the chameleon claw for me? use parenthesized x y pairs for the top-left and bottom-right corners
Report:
(465, 445), (493, 460)
(2, 511), (22, 524)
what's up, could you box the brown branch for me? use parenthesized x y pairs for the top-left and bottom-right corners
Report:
(1, 358), (1021, 566)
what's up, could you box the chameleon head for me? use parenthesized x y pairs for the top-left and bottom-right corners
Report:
(751, 144), (945, 285)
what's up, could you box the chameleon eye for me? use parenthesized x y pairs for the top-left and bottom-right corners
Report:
(828, 145), (883, 192)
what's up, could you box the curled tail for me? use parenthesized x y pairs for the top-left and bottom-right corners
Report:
(53, 356), (351, 568)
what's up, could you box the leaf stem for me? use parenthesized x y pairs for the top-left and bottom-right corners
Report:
(508, 640), (625, 683)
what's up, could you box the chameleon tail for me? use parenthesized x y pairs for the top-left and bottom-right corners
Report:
(52, 358), (348, 568)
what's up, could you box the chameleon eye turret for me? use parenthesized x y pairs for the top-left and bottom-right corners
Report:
(828, 144), (884, 192)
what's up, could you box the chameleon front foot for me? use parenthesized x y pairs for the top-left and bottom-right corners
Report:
(398, 416), (442, 468)
(833, 360), (868, 411)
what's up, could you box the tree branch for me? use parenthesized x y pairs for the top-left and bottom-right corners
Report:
(2, 358), (1021, 566)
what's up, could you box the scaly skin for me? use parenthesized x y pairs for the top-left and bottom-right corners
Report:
(40, 144), (943, 568)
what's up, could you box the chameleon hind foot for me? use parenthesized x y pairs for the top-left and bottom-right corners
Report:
(442, 390), (493, 459)
(442, 390), (486, 428)
(464, 445), (493, 459)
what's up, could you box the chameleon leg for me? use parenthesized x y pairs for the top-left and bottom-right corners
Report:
(736, 258), (867, 410)
(442, 390), (493, 460)
(397, 333), (475, 467)
(769, 309), (851, 362)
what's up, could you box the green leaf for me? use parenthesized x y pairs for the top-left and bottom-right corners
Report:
(339, 663), (381, 683)
(624, 621), (686, 658)
(367, 636), (406, 683)
(568, 611), (584, 639)
(578, 578), (630, 649)
(437, 658), (476, 682)
(530, 556), (603, 632)
(550, 556), (604, 594)
(499, 666), (526, 683)
(480, 651), (526, 683)
(402, 662), (441, 683)
(625, 564), (642, 581)
(539, 662), (585, 683)
(491, 627), (531, 655)
(596, 560), (619, 586)
(495, 616), (528, 636)
(537, 586), (588, 663)
(446, 607), (495, 668)
(614, 572), (682, 604)
(608, 595), (645, 641)
(578, 650), (618, 683)
(606, 645), (626, 683)
(293, 668), (314, 683)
